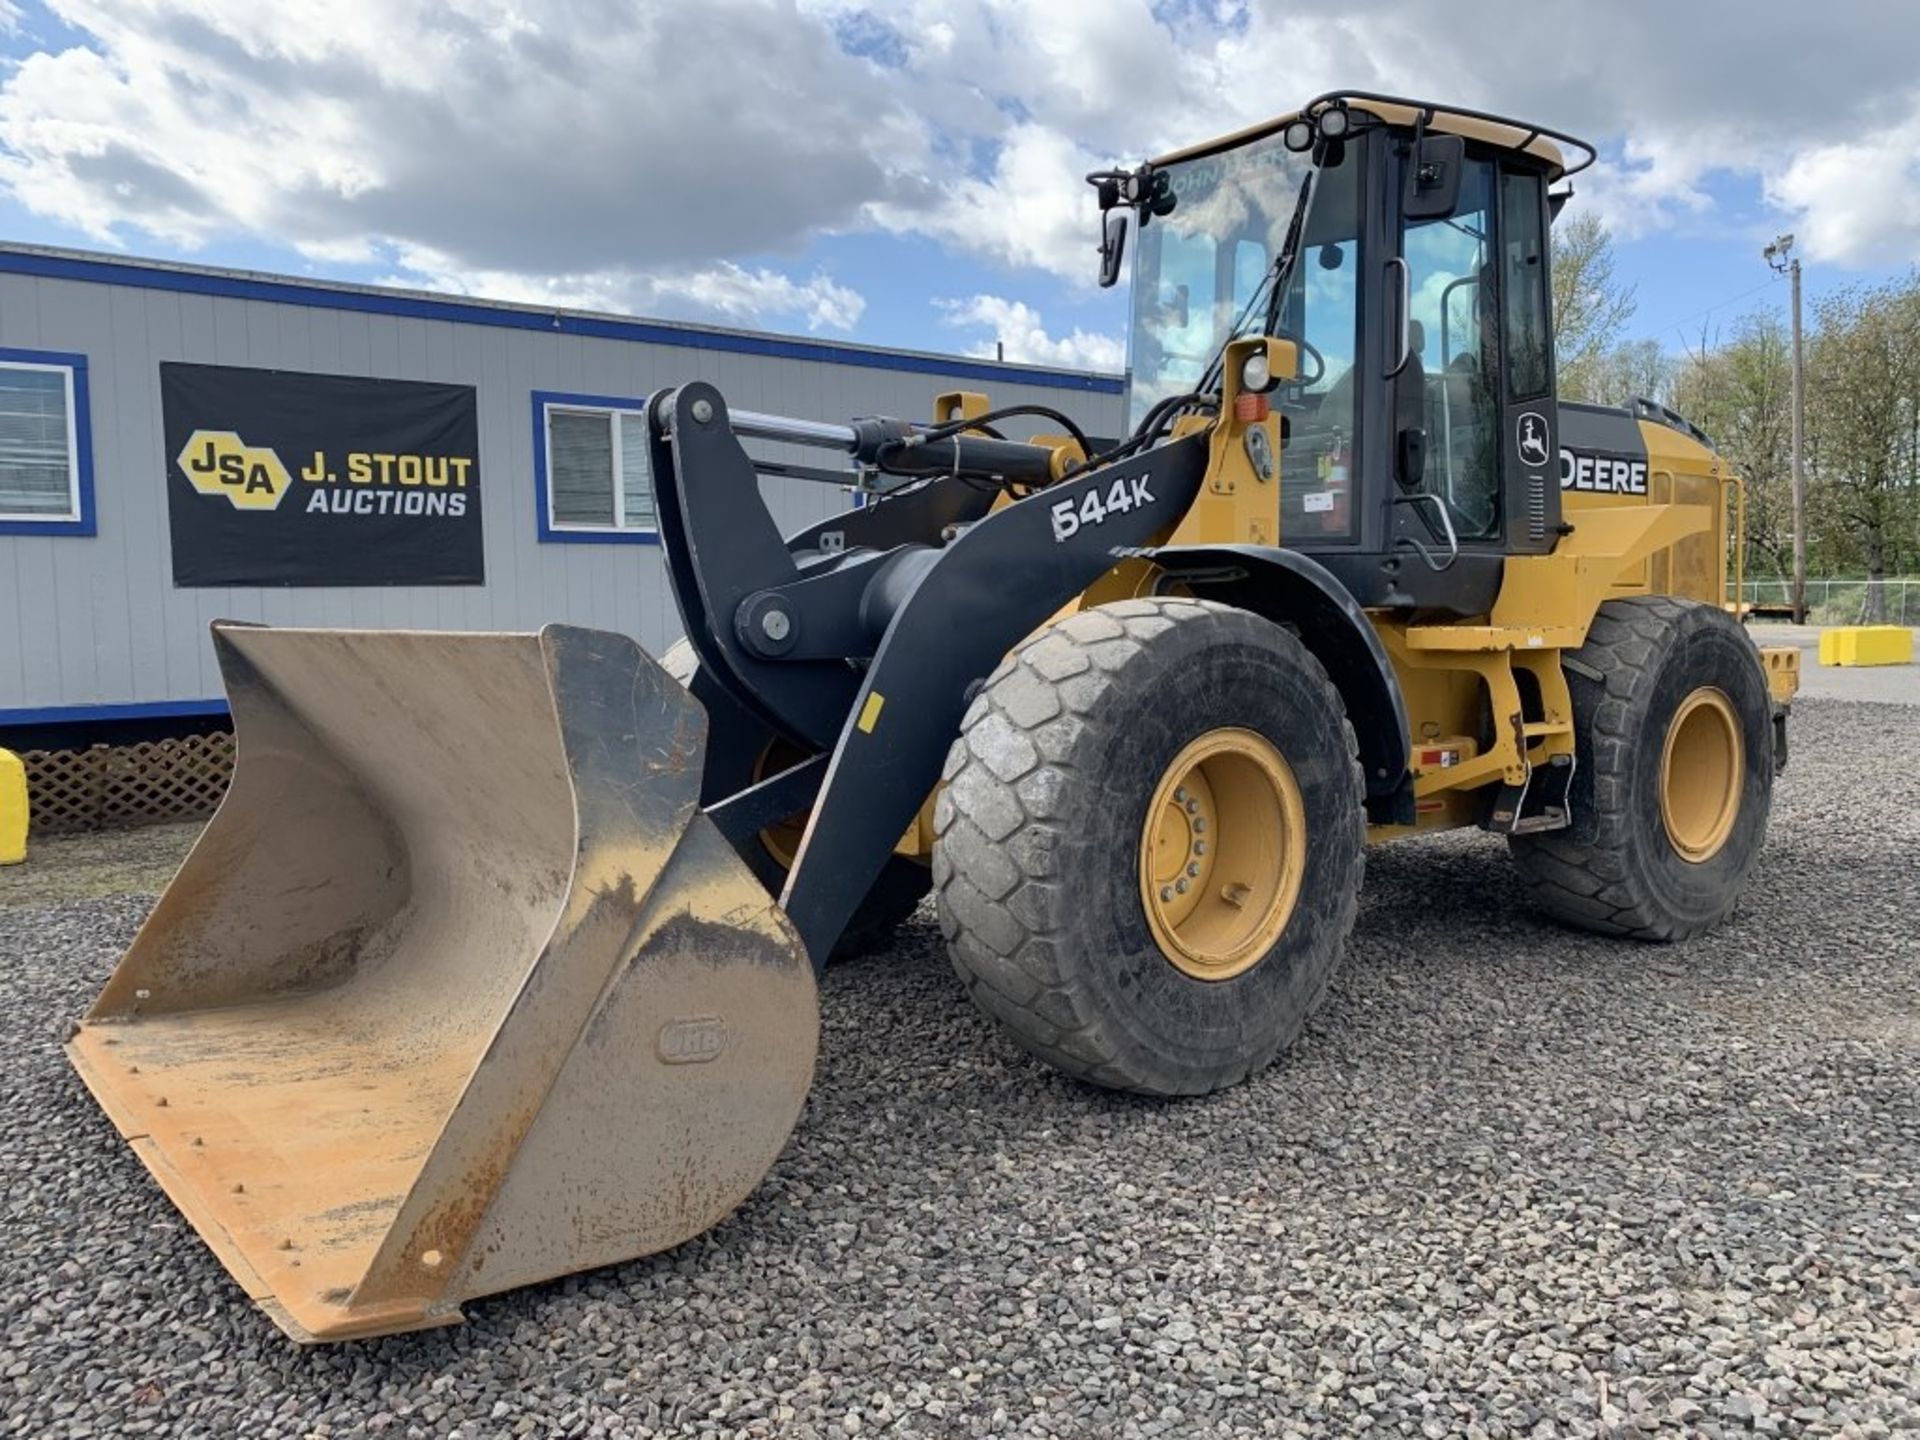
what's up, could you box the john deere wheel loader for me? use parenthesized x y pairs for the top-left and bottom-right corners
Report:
(67, 92), (1798, 1342)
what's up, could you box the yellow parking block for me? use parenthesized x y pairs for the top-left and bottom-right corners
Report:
(0, 748), (26, 865)
(1818, 626), (1915, 667)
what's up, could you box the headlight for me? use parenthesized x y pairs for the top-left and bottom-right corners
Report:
(1240, 350), (1274, 394)
(1318, 105), (1350, 140)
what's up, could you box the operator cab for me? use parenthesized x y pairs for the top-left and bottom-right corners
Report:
(1093, 92), (1596, 615)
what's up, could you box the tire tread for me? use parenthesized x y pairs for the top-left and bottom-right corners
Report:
(936, 598), (1365, 1093)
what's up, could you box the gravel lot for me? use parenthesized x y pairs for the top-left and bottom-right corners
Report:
(3, 697), (1916, 1439)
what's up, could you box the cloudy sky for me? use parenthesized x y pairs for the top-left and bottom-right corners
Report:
(0, 0), (1913, 372)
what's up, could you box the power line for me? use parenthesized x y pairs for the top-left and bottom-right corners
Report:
(1643, 277), (1779, 345)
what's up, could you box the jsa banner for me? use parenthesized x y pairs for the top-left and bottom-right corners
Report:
(163, 362), (484, 587)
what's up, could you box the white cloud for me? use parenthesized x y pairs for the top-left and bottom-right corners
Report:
(386, 246), (865, 332)
(1767, 103), (1920, 267)
(0, 0), (914, 327)
(0, 0), (1917, 341)
(938, 293), (1123, 371)
(871, 123), (1099, 280)
(661, 263), (866, 332)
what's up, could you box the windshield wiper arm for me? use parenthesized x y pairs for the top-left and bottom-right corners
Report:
(1195, 167), (1318, 399)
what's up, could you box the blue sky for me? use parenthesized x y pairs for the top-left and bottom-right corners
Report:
(0, 0), (1912, 375)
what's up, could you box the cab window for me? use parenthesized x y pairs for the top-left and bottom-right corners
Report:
(1274, 147), (1362, 542)
(1500, 169), (1551, 399)
(1402, 156), (1501, 539)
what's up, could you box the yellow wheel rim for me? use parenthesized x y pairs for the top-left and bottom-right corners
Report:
(1139, 727), (1306, 981)
(1659, 687), (1743, 863)
(753, 738), (811, 871)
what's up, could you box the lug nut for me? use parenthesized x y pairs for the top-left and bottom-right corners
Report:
(1192, 817), (1207, 833)
(1193, 841), (1207, 856)
(1186, 862), (1201, 878)
(1160, 886), (1174, 902)
(1174, 787), (1188, 803)
(1175, 879), (1189, 895)
(1184, 799), (1199, 814)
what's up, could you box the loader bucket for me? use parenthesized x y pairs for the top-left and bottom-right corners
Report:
(65, 622), (817, 1343)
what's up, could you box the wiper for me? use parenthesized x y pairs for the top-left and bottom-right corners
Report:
(1194, 167), (1317, 399)
(1261, 167), (1318, 336)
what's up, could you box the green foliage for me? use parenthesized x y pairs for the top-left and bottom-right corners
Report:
(1550, 208), (1920, 614)
(1670, 314), (1794, 578)
(1801, 277), (1920, 614)
(1551, 212), (1637, 403)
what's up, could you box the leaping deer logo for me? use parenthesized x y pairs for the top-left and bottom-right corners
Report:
(1516, 413), (1551, 468)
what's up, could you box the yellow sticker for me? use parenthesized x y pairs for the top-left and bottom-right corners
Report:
(857, 692), (886, 734)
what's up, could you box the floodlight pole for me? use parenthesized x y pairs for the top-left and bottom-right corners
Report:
(1766, 234), (1807, 625)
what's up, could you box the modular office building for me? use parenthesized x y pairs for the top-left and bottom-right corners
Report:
(0, 243), (1124, 739)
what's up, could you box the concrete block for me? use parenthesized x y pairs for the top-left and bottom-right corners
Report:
(1818, 626), (1914, 667)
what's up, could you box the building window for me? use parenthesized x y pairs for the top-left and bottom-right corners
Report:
(0, 349), (93, 536)
(534, 391), (657, 543)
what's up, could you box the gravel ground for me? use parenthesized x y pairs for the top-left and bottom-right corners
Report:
(3, 697), (1916, 1439)
(0, 821), (200, 910)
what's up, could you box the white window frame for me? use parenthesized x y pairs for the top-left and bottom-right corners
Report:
(540, 399), (656, 537)
(0, 358), (84, 526)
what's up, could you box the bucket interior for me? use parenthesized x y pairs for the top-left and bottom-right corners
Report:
(69, 628), (580, 1335)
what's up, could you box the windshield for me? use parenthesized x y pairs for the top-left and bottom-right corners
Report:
(1126, 130), (1366, 542)
(1126, 132), (1310, 423)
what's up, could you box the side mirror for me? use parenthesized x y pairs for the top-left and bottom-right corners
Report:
(1099, 209), (1131, 289)
(1403, 133), (1465, 220)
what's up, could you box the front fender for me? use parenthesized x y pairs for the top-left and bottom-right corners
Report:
(1153, 544), (1412, 823)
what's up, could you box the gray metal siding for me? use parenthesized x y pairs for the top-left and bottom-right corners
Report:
(0, 269), (1123, 714)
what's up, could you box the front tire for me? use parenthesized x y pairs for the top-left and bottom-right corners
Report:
(1511, 597), (1774, 940)
(934, 599), (1366, 1096)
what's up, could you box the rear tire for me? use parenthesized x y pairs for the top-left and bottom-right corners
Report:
(660, 639), (930, 958)
(934, 599), (1366, 1096)
(1511, 597), (1773, 940)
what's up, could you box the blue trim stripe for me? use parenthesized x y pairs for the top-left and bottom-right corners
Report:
(531, 390), (661, 547)
(0, 248), (1126, 395)
(0, 346), (96, 538)
(0, 697), (228, 726)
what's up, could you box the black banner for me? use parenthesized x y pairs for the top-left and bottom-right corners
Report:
(163, 362), (483, 587)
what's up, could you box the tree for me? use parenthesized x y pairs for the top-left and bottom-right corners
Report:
(1669, 314), (1795, 583)
(1583, 337), (1673, 408)
(1803, 277), (1920, 621)
(1552, 212), (1637, 403)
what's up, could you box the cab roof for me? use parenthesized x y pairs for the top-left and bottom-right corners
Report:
(1152, 90), (1596, 183)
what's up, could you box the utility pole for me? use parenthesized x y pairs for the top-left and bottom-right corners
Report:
(1764, 234), (1807, 625)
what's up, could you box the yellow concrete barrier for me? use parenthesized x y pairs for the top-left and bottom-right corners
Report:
(1818, 626), (1915, 667)
(0, 748), (25, 865)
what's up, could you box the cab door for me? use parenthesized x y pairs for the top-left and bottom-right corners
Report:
(1374, 143), (1561, 610)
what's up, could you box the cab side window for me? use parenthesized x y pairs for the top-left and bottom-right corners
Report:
(1401, 157), (1500, 539)
(1500, 169), (1551, 399)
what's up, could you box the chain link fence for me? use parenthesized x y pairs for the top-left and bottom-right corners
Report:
(1740, 578), (1919, 626)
